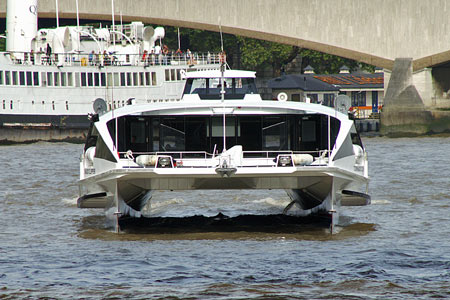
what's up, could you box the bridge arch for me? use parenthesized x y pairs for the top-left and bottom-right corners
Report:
(3, 0), (450, 71)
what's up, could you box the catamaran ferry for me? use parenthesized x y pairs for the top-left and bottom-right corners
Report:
(0, 0), (220, 143)
(77, 66), (370, 232)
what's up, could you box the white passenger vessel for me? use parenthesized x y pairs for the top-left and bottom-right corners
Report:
(78, 66), (370, 231)
(0, 0), (220, 143)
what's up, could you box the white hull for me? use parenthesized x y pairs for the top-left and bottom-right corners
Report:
(77, 69), (370, 230)
(0, 57), (220, 142)
(79, 160), (368, 227)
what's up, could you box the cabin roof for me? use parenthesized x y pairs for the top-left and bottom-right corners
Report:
(184, 70), (256, 79)
(268, 73), (384, 91)
(98, 100), (351, 125)
(268, 74), (340, 92)
(313, 73), (384, 89)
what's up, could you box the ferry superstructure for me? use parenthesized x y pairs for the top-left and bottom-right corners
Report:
(0, 0), (220, 142)
(78, 67), (370, 232)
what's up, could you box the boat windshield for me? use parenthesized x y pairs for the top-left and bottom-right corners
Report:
(183, 77), (258, 100)
(107, 114), (341, 158)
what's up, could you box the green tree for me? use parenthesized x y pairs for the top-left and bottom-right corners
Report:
(299, 49), (375, 74)
(236, 36), (298, 76)
(159, 27), (224, 52)
(162, 27), (239, 66)
(0, 34), (5, 51)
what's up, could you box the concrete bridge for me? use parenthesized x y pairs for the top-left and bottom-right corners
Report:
(2, 0), (450, 135)
(1, 0), (450, 71)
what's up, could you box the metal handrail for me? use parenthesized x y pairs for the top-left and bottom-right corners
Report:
(1, 51), (222, 68)
(118, 149), (330, 168)
(119, 150), (216, 159)
(119, 149), (327, 157)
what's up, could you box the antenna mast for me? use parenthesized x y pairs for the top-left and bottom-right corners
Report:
(111, 0), (118, 153)
(75, 0), (80, 51)
(219, 20), (226, 153)
(111, 0), (116, 47)
(55, 0), (59, 28)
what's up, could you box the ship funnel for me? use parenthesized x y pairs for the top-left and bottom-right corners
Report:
(63, 27), (70, 46)
(147, 27), (165, 49)
(52, 27), (70, 53)
(6, 0), (38, 55)
(143, 26), (155, 41)
(142, 26), (154, 51)
(154, 27), (165, 40)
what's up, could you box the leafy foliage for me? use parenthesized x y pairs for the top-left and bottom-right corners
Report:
(161, 27), (240, 67)
(0, 33), (5, 51)
(236, 36), (297, 73)
(162, 27), (299, 74)
(299, 49), (375, 74)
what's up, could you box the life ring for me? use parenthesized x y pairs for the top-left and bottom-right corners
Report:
(277, 92), (288, 102)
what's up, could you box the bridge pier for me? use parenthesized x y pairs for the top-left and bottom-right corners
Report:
(381, 58), (450, 136)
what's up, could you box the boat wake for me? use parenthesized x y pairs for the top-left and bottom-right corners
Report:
(77, 213), (376, 241)
(118, 213), (334, 236)
(61, 197), (78, 206)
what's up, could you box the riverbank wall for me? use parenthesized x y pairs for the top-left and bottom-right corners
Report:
(355, 119), (380, 134)
(0, 126), (87, 144)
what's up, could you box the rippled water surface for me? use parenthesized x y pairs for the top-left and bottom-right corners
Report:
(1, 137), (450, 299)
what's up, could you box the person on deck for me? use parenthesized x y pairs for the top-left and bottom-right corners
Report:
(46, 43), (52, 65)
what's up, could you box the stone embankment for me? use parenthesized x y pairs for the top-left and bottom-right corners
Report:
(355, 119), (380, 135)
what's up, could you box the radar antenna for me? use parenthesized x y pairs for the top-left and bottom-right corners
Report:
(93, 98), (107, 115)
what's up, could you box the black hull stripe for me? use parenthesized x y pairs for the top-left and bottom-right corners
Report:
(0, 114), (91, 129)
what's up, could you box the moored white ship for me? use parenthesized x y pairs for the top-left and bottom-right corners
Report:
(78, 66), (370, 232)
(0, 0), (220, 143)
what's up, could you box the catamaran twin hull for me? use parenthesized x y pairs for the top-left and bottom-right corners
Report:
(78, 69), (370, 229)
(79, 156), (368, 230)
(78, 112), (369, 228)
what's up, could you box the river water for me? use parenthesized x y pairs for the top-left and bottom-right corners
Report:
(1, 137), (450, 299)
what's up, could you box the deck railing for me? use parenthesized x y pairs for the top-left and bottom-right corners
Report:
(118, 149), (330, 169)
(2, 51), (222, 68)
(351, 106), (382, 119)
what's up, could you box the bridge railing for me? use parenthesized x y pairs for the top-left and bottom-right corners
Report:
(2, 51), (222, 68)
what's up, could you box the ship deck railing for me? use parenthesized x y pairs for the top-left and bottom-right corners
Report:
(2, 51), (222, 68)
(118, 149), (330, 169)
